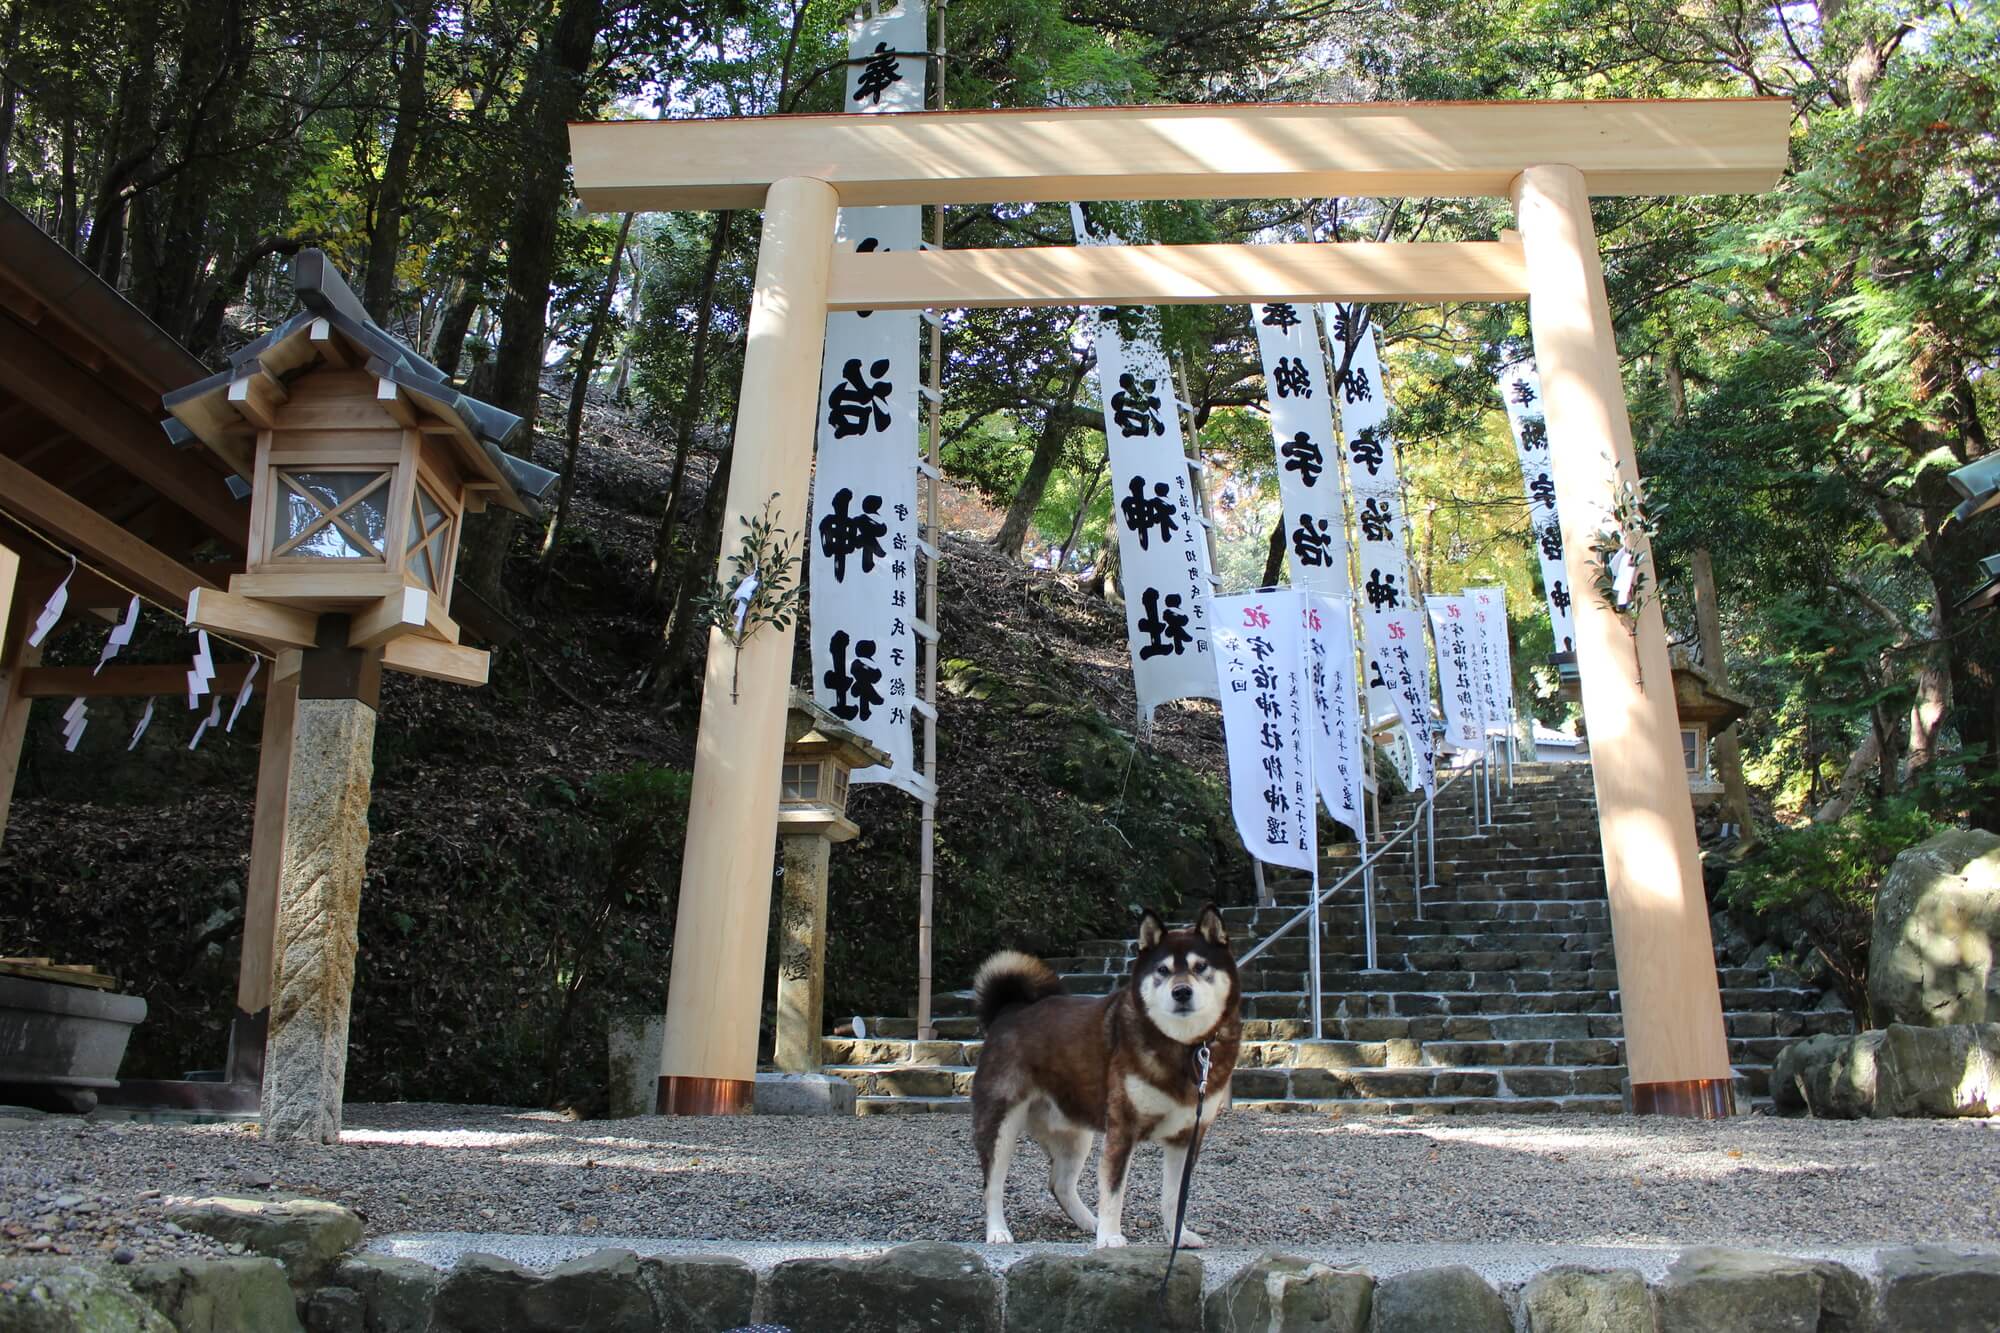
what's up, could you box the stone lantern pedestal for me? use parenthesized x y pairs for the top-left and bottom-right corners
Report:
(771, 691), (888, 1079)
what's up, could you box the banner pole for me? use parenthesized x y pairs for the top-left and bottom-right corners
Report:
(1307, 856), (1323, 1042)
(914, 0), (948, 1043)
(1359, 822), (1377, 971)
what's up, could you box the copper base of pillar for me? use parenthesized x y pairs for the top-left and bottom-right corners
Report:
(656, 1074), (754, 1116)
(1630, 1077), (1735, 1119)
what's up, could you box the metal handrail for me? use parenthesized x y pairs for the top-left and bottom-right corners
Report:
(1235, 760), (1482, 1041)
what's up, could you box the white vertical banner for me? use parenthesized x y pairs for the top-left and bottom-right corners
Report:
(1465, 585), (1514, 737)
(808, 1), (928, 796)
(1426, 595), (1485, 752)
(1074, 206), (1218, 720)
(1498, 365), (1578, 660)
(1211, 590), (1315, 872)
(1304, 592), (1366, 839)
(1323, 302), (1437, 794)
(1251, 302), (1351, 596)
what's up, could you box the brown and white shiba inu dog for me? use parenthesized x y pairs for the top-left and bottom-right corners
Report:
(970, 905), (1241, 1248)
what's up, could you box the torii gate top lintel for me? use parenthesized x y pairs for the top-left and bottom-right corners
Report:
(569, 98), (1791, 214)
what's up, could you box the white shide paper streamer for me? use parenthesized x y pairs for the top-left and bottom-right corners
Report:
(28, 558), (75, 648)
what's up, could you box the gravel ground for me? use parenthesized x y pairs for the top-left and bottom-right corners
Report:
(2, 1105), (1996, 1266)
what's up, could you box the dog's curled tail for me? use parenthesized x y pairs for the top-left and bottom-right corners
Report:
(973, 950), (1065, 1030)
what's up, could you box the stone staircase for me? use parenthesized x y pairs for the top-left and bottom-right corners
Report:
(820, 762), (1854, 1115)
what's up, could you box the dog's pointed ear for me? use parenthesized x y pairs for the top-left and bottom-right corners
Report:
(1196, 902), (1228, 946)
(1137, 908), (1166, 952)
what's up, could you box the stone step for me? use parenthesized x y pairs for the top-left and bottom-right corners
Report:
(1229, 1094), (1627, 1116)
(855, 1095), (970, 1116)
(824, 1065), (977, 1097)
(1230, 1008), (1853, 1044)
(1229, 1063), (1633, 1100)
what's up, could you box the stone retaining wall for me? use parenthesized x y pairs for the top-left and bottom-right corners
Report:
(11, 1235), (2000, 1332)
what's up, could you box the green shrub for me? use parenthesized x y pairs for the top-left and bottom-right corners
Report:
(1721, 800), (1941, 1025)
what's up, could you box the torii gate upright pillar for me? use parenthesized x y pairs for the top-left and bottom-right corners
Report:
(657, 176), (839, 1114)
(1513, 164), (1735, 1115)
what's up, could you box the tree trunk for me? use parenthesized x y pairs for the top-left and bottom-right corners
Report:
(457, 0), (610, 607)
(648, 208), (735, 600)
(1056, 448), (1108, 570)
(537, 210), (634, 588)
(656, 437), (734, 699)
(1260, 515), (1285, 587)
(1902, 604), (1949, 786)
(1812, 725), (1880, 824)
(607, 270), (642, 405)
(991, 357), (1088, 560)
(1689, 547), (1755, 839)
(362, 0), (434, 323)
(1088, 536), (1120, 603)
(186, 235), (306, 361)
(430, 255), (486, 379)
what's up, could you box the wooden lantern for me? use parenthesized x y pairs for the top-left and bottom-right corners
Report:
(778, 689), (887, 843)
(164, 252), (555, 681)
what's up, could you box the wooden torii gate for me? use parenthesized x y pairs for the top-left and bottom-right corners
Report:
(568, 98), (1793, 1118)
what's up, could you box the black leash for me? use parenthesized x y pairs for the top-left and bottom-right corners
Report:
(1154, 1040), (1212, 1327)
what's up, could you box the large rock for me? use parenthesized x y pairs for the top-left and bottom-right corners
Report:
(1876, 1022), (2000, 1116)
(165, 1196), (364, 1288)
(263, 696), (379, 1144)
(123, 1257), (304, 1333)
(0, 1263), (173, 1332)
(436, 1249), (656, 1333)
(1004, 1247), (1200, 1333)
(1519, 1266), (1653, 1332)
(768, 1243), (999, 1333)
(433, 1248), (749, 1333)
(323, 1253), (441, 1332)
(1877, 1245), (2000, 1333)
(1369, 1265), (1509, 1333)
(1870, 828), (2000, 1027)
(1769, 1025), (1999, 1118)
(1770, 1031), (1885, 1117)
(1654, 1249), (1868, 1333)
(1202, 1253), (1370, 1332)
(634, 1254), (755, 1333)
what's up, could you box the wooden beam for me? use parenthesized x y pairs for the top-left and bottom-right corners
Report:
(0, 312), (246, 547)
(0, 454), (218, 607)
(381, 634), (488, 686)
(375, 378), (421, 429)
(348, 586), (426, 648)
(308, 318), (353, 369)
(229, 569), (406, 607)
(827, 240), (1529, 310)
(0, 644), (36, 848)
(0, 541), (16, 659)
(239, 667), (297, 1020)
(227, 371), (289, 431)
(187, 587), (320, 651)
(17, 661), (254, 699)
(570, 98), (1793, 213)
(347, 586), (457, 647)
